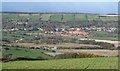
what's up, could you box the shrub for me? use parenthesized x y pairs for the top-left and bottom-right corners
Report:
(54, 52), (100, 59)
(4, 48), (10, 51)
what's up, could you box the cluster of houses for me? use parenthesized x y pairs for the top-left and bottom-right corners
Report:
(3, 25), (117, 35)
(64, 28), (89, 36)
(85, 27), (117, 32)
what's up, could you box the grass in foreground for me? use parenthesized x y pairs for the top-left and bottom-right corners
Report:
(3, 57), (118, 69)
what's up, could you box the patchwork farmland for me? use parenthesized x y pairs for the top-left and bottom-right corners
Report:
(2, 13), (118, 22)
(2, 12), (119, 69)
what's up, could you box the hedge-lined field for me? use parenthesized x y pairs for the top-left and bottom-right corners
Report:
(3, 57), (118, 69)
(2, 46), (53, 59)
(89, 31), (118, 41)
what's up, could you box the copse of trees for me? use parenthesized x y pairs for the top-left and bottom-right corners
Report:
(2, 53), (17, 62)
(54, 52), (100, 59)
(34, 35), (78, 44)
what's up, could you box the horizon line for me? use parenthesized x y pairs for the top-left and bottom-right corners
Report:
(1, 11), (118, 15)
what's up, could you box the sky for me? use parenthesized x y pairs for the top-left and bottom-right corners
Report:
(1, 0), (119, 2)
(2, 2), (118, 14)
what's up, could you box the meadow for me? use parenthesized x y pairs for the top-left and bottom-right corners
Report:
(89, 31), (118, 41)
(2, 46), (53, 59)
(2, 13), (118, 22)
(2, 57), (118, 69)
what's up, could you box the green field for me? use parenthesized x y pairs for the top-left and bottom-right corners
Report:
(100, 16), (118, 22)
(89, 31), (118, 41)
(75, 14), (87, 21)
(63, 14), (75, 22)
(87, 14), (99, 21)
(2, 32), (34, 39)
(74, 31), (118, 41)
(29, 14), (41, 21)
(50, 14), (62, 22)
(89, 37), (118, 41)
(3, 13), (117, 22)
(41, 14), (52, 21)
(2, 46), (53, 59)
(3, 57), (118, 69)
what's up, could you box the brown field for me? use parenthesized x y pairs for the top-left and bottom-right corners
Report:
(57, 49), (118, 57)
(94, 39), (119, 47)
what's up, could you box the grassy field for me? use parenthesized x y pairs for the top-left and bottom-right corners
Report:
(29, 14), (41, 21)
(63, 14), (75, 22)
(75, 14), (87, 21)
(2, 32), (34, 39)
(2, 46), (53, 59)
(89, 31), (118, 41)
(100, 16), (118, 22)
(50, 14), (62, 22)
(89, 37), (118, 41)
(3, 13), (117, 22)
(2, 57), (118, 69)
(87, 14), (99, 21)
(41, 14), (52, 21)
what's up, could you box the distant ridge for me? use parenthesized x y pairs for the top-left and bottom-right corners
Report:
(1, 12), (118, 15)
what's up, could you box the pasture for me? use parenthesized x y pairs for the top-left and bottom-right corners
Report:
(2, 57), (118, 69)
(2, 13), (118, 22)
(50, 14), (62, 22)
(88, 31), (118, 41)
(2, 46), (53, 59)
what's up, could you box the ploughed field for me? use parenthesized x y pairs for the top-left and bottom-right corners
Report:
(57, 49), (118, 57)
(3, 57), (118, 69)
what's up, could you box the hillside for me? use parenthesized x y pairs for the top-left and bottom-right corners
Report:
(2, 13), (118, 22)
(2, 13), (118, 29)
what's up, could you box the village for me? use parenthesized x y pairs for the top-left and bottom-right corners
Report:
(2, 26), (117, 35)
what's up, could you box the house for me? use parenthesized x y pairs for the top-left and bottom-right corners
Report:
(106, 27), (117, 32)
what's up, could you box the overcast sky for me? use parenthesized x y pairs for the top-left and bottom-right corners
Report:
(2, 2), (118, 14)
